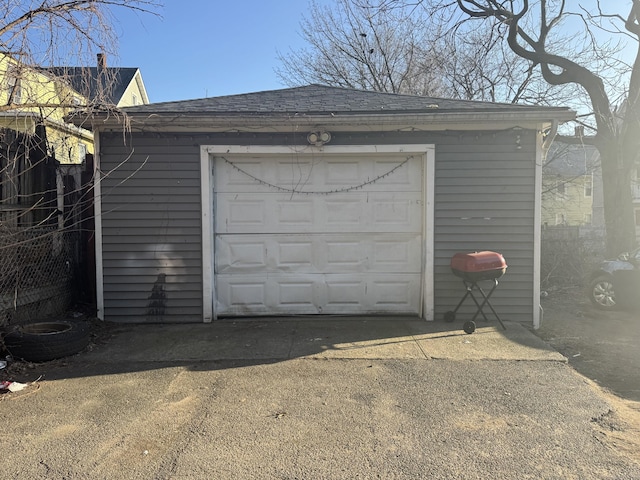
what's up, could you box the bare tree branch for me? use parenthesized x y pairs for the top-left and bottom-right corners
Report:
(0, 1), (160, 325)
(447, 0), (639, 254)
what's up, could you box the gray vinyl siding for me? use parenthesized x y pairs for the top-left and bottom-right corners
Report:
(98, 129), (538, 323)
(432, 130), (537, 323)
(99, 134), (203, 323)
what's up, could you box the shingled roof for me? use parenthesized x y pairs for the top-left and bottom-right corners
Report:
(120, 84), (571, 117)
(546, 142), (600, 176)
(45, 66), (140, 105)
(78, 84), (574, 132)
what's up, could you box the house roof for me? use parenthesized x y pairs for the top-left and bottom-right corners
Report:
(45, 66), (141, 105)
(80, 84), (575, 131)
(122, 84), (571, 116)
(545, 141), (600, 175)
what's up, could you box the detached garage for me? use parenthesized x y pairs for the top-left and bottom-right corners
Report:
(85, 85), (573, 326)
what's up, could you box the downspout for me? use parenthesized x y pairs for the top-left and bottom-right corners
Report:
(93, 129), (105, 320)
(543, 120), (558, 150)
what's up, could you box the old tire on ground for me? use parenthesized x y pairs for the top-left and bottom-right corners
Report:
(589, 275), (616, 310)
(463, 321), (476, 334)
(3, 320), (91, 362)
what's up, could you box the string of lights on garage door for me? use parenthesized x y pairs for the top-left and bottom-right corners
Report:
(221, 155), (415, 195)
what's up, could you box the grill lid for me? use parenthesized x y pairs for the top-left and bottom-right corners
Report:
(450, 251), (507, 273)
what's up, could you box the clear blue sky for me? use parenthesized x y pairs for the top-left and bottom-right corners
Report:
(110, 1), (636, 105)
(112, 0), (318, 103)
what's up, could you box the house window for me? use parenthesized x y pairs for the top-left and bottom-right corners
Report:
(555, 213), (566, 225)
(584, 213), (592, 225)
(78, 143), (87, 163)
(635, 210), (640, 226)
(556, 181), (565, 198)
(132, 93), (139, 106)
(584, 175), (593, 197)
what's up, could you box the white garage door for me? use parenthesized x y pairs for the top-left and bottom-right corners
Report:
(212, 149), (427, 316)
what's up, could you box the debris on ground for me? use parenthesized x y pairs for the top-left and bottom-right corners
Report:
(1, 380), (28, 392)
(0, 375), (41, 396)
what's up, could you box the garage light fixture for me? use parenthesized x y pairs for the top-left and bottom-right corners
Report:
(307, 130), (331, 146)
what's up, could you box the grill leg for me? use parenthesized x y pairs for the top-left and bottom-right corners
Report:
(470, 279), (506, 330)
(449, 285), (474, 315)
(465, 281), (491, 323)
(446, 279), (506, 331)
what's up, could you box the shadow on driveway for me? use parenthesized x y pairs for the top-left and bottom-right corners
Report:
(27, 316), (565, 382)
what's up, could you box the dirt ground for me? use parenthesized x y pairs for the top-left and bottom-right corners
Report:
(537, 285), (640, 401)
(535, 285), (640, 460)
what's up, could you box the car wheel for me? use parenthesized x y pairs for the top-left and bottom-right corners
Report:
(2, 320), (91, 362)
(589, 275), (616, 310)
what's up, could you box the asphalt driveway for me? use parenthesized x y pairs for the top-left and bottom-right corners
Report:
(1, 317), (639, 479)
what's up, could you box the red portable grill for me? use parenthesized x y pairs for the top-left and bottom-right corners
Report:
(444, 251), (507, 334)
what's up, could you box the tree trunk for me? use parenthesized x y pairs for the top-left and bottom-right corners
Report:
(600, 142), (636, 256)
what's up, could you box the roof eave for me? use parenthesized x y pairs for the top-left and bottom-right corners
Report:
(86, 109), (576, 132)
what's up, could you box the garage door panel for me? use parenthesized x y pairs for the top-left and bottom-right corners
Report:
(226, 200), (266, 228)
(278, 281), (315, 307)
(373, 198), (412, 225)
(324, 198), (363, 225)
(216, 192), (422, 234)
(222, 160), (266, 189)
(226, 282), (267, 308)
(275, 160), (316, 186)
(215, 155), (423, 193)
(277, 199), (315, 227)
(216, 274), (421, 316)
(326, 240), (362, 268)
(218, 240), (267, 270)
(373, 159), (416, 186)
(325, 160), (361, 185)
(213, 152), (426, 317)
(371, 280), (415, 307)
(373, 239), (413, 265)
(325, 281), (364, 306)
(216, 234), (422, 274)
(278, 241), (314, 268)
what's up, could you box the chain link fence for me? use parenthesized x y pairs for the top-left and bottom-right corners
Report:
(0, 226), (80, 327)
